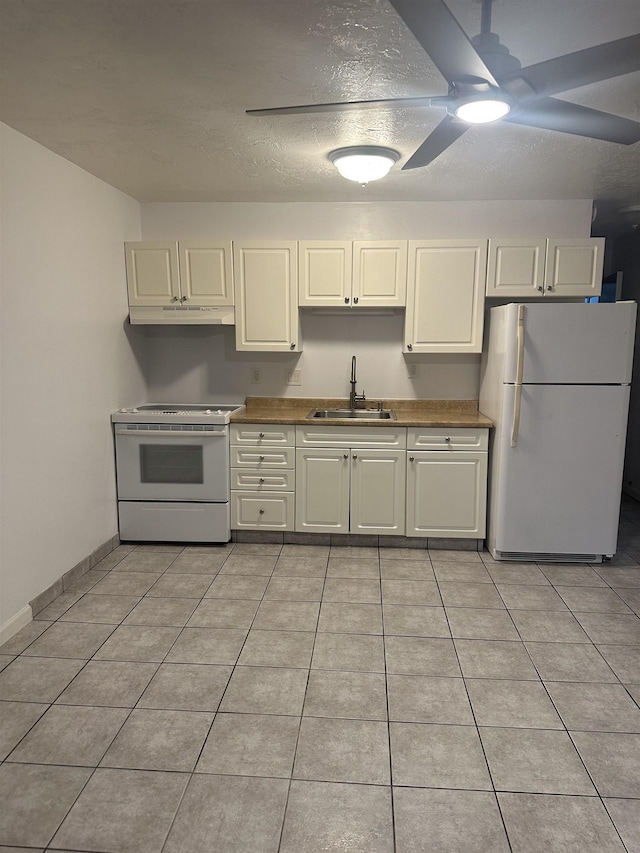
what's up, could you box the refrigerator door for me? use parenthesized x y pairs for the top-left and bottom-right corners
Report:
(503, 302), (636, 385)
(492, 383), (630, 559)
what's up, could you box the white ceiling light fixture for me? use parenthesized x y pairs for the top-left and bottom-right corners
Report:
(454, 96), (511, 124)
(328, 146), (400, 183)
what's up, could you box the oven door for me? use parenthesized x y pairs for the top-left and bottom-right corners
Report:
(114, 424), (229, 502)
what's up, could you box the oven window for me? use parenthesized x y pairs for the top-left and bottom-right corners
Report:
(139, 444), (204, 484)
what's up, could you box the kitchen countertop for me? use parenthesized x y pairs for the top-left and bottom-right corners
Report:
(230, 398), (493, 428)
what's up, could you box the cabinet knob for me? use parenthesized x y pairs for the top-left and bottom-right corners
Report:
(344, 297), (350, 304)
(259, 455), (265, 461)
(171, 296), (179, 302)
(259, 432), (265, 438)
(444, 436), (450, 443)
(290, 343), (296, 349)
(409, 456), (415, 462)
(352, 454), (357, 460)
(182, 296), (188, 302)
(407, 343), (413, 351)
(259, 508), (265, 515)
(343, 454), (348, 459)
(353, 297), (359, 304)
(537, 286), (543, 292)
(259, 478), (265, 483)
(546, 285), (553, 291)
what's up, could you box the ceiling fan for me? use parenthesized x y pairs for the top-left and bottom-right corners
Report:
(247, 0), (640, 170)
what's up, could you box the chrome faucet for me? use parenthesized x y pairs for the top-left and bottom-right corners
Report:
(349, 355), (366, 409)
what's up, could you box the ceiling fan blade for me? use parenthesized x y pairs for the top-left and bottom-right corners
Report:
(402, 114), (469, 169)
(389, 0), (499, 87)
(506, 97), (640, 144)
(501, 34), (640, 100)
(247, 95), (444, 116)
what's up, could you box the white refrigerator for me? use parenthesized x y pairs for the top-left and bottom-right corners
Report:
(479, 301), (636, 562)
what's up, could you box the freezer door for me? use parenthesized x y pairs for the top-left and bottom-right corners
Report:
(503, 302), (636, 385)
(493, 383), (629, 557)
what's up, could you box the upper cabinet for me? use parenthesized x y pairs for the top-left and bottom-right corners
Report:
(404, 240), (487, 354)
(298, 240), (407, 307)
(125, 241), (233, 307)
(234, 241), (300, 352)
(486, 237), (604, 298)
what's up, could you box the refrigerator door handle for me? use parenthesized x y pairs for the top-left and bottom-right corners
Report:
(511, 305), (525, 447)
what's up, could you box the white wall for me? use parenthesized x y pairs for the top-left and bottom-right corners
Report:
(0, 124), (145, 628)
(140, 199), (592, 402)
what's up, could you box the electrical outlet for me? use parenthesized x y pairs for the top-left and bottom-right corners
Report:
(251, 368), (261, 384)
(408, 364), (419, 378)
(286, 369), (302, 386)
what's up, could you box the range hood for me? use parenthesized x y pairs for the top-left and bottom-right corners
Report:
(129, 306), (235, 325)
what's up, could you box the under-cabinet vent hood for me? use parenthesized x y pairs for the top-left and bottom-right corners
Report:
(129, 306), (235, 325)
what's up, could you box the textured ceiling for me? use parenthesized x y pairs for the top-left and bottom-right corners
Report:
(1, 0), (639, 230)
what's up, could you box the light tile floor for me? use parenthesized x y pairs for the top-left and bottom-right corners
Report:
(1, 496), (639, 852)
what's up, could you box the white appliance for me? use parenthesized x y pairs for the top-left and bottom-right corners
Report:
(479, 301), (636, 562)
(112, 404), (244, 543)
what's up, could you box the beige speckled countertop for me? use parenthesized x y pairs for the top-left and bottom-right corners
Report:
(231, 398), (493, 428)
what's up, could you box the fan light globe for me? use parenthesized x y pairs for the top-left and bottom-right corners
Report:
(328, 146), (400, 183)
(454, 98), (511, 124)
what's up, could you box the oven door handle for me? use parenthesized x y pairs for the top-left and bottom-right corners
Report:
(114, 427), (227, 438)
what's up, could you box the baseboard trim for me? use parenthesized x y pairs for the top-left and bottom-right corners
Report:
(29, 533), (121, 617)
(0, 605), (33, 648)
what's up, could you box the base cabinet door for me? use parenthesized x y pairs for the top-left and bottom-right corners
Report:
(350, 449), (406, 534)
(295, 448), (350, 533)
(406, 451), (487, 538)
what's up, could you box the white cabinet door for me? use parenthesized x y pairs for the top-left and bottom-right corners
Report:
(234, 242), (300, 351)
(406, 450), (487, 538)
(298, 241), (352, 306)
(545, 238), (604, 298)
(353, 241), (407, 307)
(486, 239), (546, 297)
(404, 240), (487, 353)
(178, 241), (234, 305)
(350, 449), (406, 535)
(295, 448), (350, 533)
(125, 242), (180, 306)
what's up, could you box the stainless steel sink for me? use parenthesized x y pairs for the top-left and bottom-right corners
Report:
(307, 408), (396, 420)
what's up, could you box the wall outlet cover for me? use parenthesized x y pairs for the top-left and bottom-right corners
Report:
(408, 364), (418, 378)
(286, 369), (302, 386)
(251, 368), (261, 384)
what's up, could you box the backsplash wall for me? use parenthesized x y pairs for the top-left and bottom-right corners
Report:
(140, 199), (592, 403)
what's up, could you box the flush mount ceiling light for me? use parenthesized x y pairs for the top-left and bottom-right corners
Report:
(328, 146), (400, 183)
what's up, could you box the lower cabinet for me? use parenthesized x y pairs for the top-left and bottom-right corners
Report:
(406, 428), (488, 538)
(230, 424), (295, 531)
(295, 447), (406, 535)
(295, 426), (407, 536)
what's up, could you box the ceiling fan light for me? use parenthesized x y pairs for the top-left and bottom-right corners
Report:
(454, 98), (511, 124)
(328, 146), (400, 183)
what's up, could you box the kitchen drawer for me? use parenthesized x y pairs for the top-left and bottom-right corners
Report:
(407, 427), (488, 451)
(231, 491), (294, 530)
(230, 446), (295, 468)
(230, 424), (295, 446)
(296, 425), (407, 449)
(231, 468), (295, 491)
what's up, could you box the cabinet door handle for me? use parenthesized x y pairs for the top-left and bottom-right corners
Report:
(259, 478), (265, 483)
(259, 508), (265, 514)
(182, 295), (188, 302)
(344, 297), (350, 304)
(290, 343), (296, 349)
(353, 297), (359, 304)
(259, 455), (265, 461)
(171, 296), (179, 302)
(343, 454), (349, 459)
(444, 437), (450, 443)
(407, 343), (413, 351)
(537, 285), (543, 292)
(546, 285), (553, 291)
(409, 456), (415, 462)
(259, 432), (265, 438)
(352, 454), (357, 460)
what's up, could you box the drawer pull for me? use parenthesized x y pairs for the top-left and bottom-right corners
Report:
(259, 432), (265, 438)
(444, 437), (450, 442)
(259, 508), (265, 515)
(259, 478), (265, 483)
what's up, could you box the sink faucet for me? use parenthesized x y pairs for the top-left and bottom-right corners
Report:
(349, 355), (366, 409)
